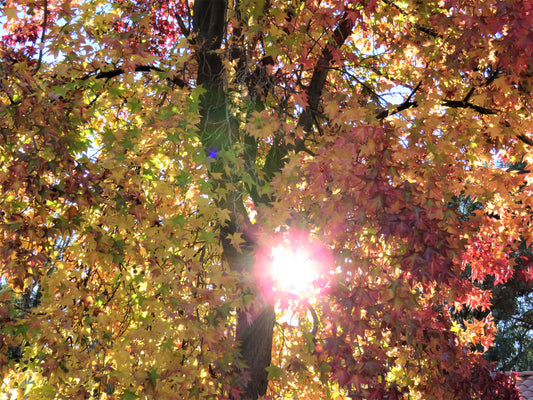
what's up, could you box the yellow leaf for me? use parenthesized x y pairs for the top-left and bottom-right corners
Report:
(228, 232), (246, 253)
(5, 7), (18, 19)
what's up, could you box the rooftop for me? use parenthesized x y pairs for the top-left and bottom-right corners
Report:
(517, 372), (533, 400)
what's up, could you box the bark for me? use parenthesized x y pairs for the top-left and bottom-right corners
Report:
(192, 1), (275, 399)
(235, 305), (276, 399)
(192, 4), (354, 398)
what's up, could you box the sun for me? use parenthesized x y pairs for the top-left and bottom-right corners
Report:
(268, 244), (320, 294)
(254, 229), (332, 298)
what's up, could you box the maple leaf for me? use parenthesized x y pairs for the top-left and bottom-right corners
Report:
(1, 0), (530, 399)
(227, 232), (246, 253)
(121, 389), (139, 400)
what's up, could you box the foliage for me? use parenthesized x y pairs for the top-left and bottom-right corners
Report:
(484, 240), (533, 371)
(486, 285), (533, 371)
(1, 0), (532, 399)
(450, 159), (533, 371)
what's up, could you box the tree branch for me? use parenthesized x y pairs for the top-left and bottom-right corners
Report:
(89, 65), (163, 80)
(517, 134), (533, 146)
(382, 0), (441, 38)
(376, 100), (418, 119)
(463, 87), (475, 102)
(260, 14), (354, 180)
(483, 68), (501, 87)
(295, 15), (354, 150)
(302, 299), (319, 338)
(379, 92), (532, 148)
(441, 99), (498, 115)
(377, 81), (421, 119)
(33, 0), (49, 74)
(81, 65), (187, 87)
(377, 89), (498, 119)
(175, 11), (192, 39)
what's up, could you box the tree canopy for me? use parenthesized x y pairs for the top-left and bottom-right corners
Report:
(1, 0), (532, 399)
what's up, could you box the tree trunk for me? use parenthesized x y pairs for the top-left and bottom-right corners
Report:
(192, 1), (275, 398)
(191, 3), (353, 398)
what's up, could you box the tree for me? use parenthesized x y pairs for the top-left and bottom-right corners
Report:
(485, 276), (533, 371)
(448, 161), (533, 371)
(0, 0), (531, 399)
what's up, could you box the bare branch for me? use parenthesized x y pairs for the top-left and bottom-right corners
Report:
(376, 100), (418, 119)
(93, 65), (163, 79)
(80, 65), (187, 87)
(441, 99), (498, 115)
(463, 87), (475, 102)
(382, 0), (441, 38)
(295, 15), (354, 151)
(175, 11), (192, 40)
(377, 81), (422, 119)
(302, 299), (319, 338)
(33, 0), (49, 74)
(517, 134), (533, 146)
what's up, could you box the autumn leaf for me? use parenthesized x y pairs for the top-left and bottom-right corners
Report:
(4, 8), (18, 19)
(0, 0), (529, 399)
(227, 232), (246, 253)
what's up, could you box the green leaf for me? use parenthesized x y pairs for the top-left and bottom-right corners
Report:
(37, 384), (56, 398)
(127, 98), (142, 112)
(109, 84), (126, 97)
(171, 214), (186, 227)
(200, 230), (217, 244)
(147, 367), (161, 389)
(121, 389), (139, 400)
(318, 362), (331, 384)
(15, 324), (29, 337)
(265, 364), (284, 380)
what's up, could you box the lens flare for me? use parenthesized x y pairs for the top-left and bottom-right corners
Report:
(269, 244), (319, 294)
(254, 230), (332, 299)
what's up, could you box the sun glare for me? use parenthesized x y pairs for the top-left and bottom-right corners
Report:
(269, 244), (320, 294)
(254, 229), (332, 299)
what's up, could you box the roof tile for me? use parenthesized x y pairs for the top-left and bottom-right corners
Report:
(517, 372), (533, 400)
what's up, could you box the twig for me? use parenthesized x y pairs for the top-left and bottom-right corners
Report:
(302, 298), (319, 338)
(376, 100), (417, 119)
(382, 0), (441, 38)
